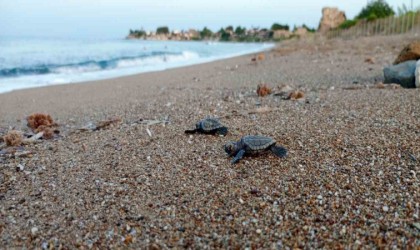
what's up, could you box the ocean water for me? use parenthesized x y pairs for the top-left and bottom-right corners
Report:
(0, 38), (273, 93)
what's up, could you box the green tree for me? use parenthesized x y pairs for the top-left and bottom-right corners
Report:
(302, 24), (316, 33)
(271, 23), (289, 31)
(129, 29), (146, 38)
(218, 28), (231, 41)
(234, 26), (246, 36)
(200, 27), (213, 39)
(356, 0), (395, 20)
(339, 20), (358, 29)
(225, 26), (234, 32)
(136, 30), (146, 37)
(156, 26), (169, 34)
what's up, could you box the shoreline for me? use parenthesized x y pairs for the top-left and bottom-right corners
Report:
(0, 40), (274, 95)
(1, 34), (419, 248)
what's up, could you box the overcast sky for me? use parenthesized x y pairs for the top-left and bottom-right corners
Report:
(0, 0), (413, 39)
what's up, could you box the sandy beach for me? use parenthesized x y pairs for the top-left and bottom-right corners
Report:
(0, 34), (419, 248)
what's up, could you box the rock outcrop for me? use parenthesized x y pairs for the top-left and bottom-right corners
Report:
(318, 7), (346, 33)
(394, 41), (420, 65)
(383, 60), (416, 88)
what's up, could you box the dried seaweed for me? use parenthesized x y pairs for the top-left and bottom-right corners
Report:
(95, 117), (122, 130)
(26, 113), (58, 139)
(287, 90), (305, 100)
(251, 53), (265, 62)
(27, 113), (54, 130)
(374, 82), (401, 89)
(257, 53), (265, 61)
(77, 117), (122, 132)
(256, 84), (272, 97)
(3, 130), (24, 147)
(364, 57), (375, 64)
(35, 125), (57, 139)
(124, 235), (133, 245)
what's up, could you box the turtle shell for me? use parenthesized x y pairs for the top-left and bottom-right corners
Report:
(198, 118), (223, 132)
(242, 135), (276, 151)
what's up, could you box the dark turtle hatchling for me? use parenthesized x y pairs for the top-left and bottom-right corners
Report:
(185, 118), (228, 136)
(224, 135), (287, 164)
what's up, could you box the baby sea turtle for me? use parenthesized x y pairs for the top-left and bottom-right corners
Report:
(185, 118), (228, 136)
(224, 135), (287, 164)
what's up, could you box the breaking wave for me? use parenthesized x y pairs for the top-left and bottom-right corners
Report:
(0, 38), (273, 93)
(0, 51), (198, 78)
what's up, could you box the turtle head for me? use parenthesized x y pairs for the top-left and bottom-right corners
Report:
(224, 141), (238, 156)
(195, 121), (202, 130)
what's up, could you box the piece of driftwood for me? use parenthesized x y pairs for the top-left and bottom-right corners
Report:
(95, 117), (122, 130)
(22, 132), (45, 144)
(76, 117), (122, 132)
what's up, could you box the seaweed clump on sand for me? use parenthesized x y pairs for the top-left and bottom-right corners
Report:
(251, 53), (265, 62)
(257, 84), (272, 97)
(287, 90), (305, 100)
(26, 113), (58, 139)
(3, 130), (24, 146)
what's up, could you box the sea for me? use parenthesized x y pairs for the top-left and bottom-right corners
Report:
(0, 37), (273, 93)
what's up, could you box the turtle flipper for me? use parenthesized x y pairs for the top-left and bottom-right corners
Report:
(216, 126), (228, 136)
(270, 145), (287, 158)
(231, 149), (245, 164)
(184, 129), (197, 134)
